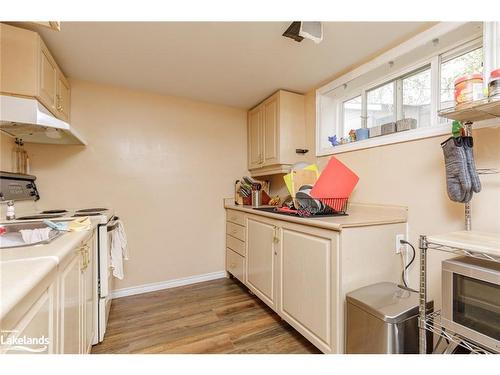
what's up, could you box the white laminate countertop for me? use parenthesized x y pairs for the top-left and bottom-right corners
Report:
(224, 200), (408, 231)
(0, 219), (100, 321)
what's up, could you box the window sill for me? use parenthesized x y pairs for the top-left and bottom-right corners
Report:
(316, 119), (499, 157)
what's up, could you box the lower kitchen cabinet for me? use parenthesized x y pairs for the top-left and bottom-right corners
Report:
(2, 230), (98, 355)
(59, 251), (82, 354)
(226, 207), (407, 354)
(246, 216), (279, 309)
(59, 233), (96, 354)
(1, 284), (56, 354)
(278, 223), (338, 353)
(226, 248), (245, 284)
(83, 233), (97, 353)
(0, 231), (98, 354)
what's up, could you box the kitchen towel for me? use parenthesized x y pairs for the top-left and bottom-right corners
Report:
(68, 217), (92, 231)
(110, 220), (129, 279)
(441, 137), (472, 203)
(20, 227), (51, 244)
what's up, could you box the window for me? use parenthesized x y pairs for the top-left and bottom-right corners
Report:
(402, 67), (431, 128)
(342, 96), (362, 136)
(367, 82), (395, 128)
(316, 22), (490, 156)
(336, 44), (482, 136)
(440, 47), (483, 110)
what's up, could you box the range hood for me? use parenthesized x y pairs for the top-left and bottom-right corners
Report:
(0, 95), (86, 145)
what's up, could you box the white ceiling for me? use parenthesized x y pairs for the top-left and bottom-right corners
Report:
(34, 22), (433, 108)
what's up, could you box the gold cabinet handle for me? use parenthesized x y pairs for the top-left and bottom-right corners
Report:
(56, 95), (63, 111)
(273, 226), (280, 244)
(85, 245), (90, 268)
(80, 245), (90, 271)
(79, 247), (86, 271)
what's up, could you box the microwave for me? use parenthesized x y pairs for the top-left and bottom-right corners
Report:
(442, 256), (500, 353)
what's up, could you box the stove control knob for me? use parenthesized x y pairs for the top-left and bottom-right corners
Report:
(26, 183), (33, 189)
(29, 191), (37, 196)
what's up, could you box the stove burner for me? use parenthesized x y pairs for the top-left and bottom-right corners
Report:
(40, 209), (68, 214)
(73, 212), (103, 217)
(17, 214), (64, 220)
(76, 208), (107, 213)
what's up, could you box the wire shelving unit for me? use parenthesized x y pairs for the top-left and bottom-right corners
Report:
(418, 100), (500, 355)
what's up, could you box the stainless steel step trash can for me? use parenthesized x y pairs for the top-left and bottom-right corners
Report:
(346, 282), (426, 354)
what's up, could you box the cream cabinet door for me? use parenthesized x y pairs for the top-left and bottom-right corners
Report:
(263, 98), (279, 166)
(59, 252), (83, 354)
(0, 285), (56, 354)
(82, 237), (96, 353)
(38, 45), (57, 112)
(278, 224), (338, 353)
(246, 217), (278, 309)
(56, 75), (71, 122)
(248, 108), (263, 169)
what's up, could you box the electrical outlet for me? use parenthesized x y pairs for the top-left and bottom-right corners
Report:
(395, 234), (405, 253)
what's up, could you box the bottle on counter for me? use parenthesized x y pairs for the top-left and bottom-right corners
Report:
(6, 201), (16, 220)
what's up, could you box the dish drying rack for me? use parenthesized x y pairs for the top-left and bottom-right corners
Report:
(286, 196), (349, 217)
(418, 103), (500, 355)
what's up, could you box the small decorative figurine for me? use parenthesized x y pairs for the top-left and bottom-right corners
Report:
(348, 129), (357, 142)
(328, 135), (340, 147)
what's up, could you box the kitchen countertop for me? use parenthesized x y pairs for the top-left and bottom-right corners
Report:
(0, 219), (100, 322)
(224, 199), (408, 231)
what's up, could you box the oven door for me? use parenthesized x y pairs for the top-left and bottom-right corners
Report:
(442, 259), (500, 352)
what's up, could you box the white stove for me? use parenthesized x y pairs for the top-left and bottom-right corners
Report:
(0, 171), (119, 344)
(14, 207), (114, 223)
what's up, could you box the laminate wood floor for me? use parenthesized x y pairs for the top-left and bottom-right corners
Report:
(91, 277), (321, 354)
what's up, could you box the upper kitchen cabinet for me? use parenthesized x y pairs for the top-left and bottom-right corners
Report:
(0, 23), (71, 122)
(247, 90), (307, 176)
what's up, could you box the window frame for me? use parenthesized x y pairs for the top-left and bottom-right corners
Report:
(340, 93), (363, 137)
(439, 39), (483, 111)
(365, 79), (397, 129)
(315, 23), (493, 157)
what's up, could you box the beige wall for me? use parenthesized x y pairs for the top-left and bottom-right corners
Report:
(303, 89), (500, 298)
(1, 74), (498, 302)
(16, 79), (247, 290)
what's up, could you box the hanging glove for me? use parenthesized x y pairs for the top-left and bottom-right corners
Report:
(441, 137), (472, 203)
(462, 136), (481, 194)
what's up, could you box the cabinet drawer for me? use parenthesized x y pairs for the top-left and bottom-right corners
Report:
(226, 235), (245, 256)
(226, 210), (246, 226)
(226, 222), (245, 241)
(226, 248), (245, 284)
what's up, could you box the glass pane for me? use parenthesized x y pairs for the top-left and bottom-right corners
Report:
(402, 68), (431, 127)
(440, 47), (483, 110)
(342, 96), (362, 136)
(453, 273), (500, 340)
(367, 82), (395, 128)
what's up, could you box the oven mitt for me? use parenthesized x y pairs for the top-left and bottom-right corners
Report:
(441, 137), (472, 203)
(463, 136), (481, 193)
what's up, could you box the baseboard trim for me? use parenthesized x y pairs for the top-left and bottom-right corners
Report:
(111, 271), (227, 299)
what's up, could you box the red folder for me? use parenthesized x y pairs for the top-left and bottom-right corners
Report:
(311, 157), (359, 200)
